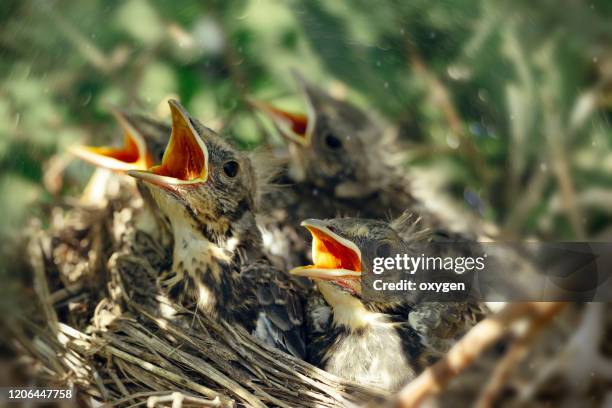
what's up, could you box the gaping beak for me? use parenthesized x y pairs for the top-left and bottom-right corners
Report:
(69, 109), (153, 172)
(290, 219), (362, 283)
(128, 100), (209, 188)
(248, 98), (312, 146)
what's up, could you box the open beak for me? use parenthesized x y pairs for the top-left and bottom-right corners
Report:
(248, 98), (312, 146)
(290, 219), (362, 287)
(128, 100), (209, 189)
(69, 109), (152, 172)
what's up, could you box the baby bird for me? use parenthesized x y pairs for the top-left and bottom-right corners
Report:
(128, 100), (305, 358)
(69, 109), (171, 244)
(253, 74), (473, 270)
(253, 72), (420, 213)
(290, 216), (481, 390)
(70, 109), (172, 253)
(69, 108), (169, 173)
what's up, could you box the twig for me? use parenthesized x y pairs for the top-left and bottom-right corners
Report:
(93, 368), (112, 402)
(105, 391), (201, 408)
(49, 281), (85, 304)
(474, 303), (563, 408)
(395, 302), (566, 408)
(109, 369), (132, 401)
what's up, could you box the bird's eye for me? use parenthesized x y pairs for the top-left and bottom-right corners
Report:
(223, 160), (239, 177)
(324, 133), (343, 150)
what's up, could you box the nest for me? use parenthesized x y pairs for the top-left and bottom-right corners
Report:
(8, 188), (612, 407)
(9, 196), (388, 408)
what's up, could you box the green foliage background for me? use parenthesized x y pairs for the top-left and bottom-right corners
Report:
(1, 0), (611, 249)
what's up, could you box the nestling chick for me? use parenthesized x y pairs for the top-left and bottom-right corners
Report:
(68, 109), (172, 242)
(129, 100), (305, 358)
(253, 72), (419, 205)
(290, 216), (481, 390)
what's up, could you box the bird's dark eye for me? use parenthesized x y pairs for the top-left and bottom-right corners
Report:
(376, 243), (392, 258)
(324, 133), (342, 150)
(223, 160), (239, 177)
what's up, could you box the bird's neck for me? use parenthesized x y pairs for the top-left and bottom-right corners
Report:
(317, 282), (382, 331)
(171, 214), (235, 270)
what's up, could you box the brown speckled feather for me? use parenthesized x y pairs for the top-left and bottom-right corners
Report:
(243, 260), (306, 357)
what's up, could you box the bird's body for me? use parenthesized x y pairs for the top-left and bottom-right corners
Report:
(306, 283), (423, 390)
(290, 216), (482, 390)
(160, 206), (305, 356)
(129, 101), (305, 358)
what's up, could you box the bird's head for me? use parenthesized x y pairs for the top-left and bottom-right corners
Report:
(290, 218), (403, 300)
(251, 72), (385, 198)
(69, 109), (166, 172)
(128, 100), (257, 242)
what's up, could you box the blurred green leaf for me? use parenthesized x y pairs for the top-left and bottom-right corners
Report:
(115, 0), (164, 46)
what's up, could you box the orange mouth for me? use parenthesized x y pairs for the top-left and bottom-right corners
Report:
(307, 226), (361, 272)
(128, 100), (209, 187)
(290, 219), (362, 281)
(265, 105), (308, 136)
(250, 99), (310, 145)
(69, 110), (152, 172)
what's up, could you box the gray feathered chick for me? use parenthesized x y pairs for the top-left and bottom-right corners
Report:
(290, 216), (482, 390)
(129, 100), (306, 358)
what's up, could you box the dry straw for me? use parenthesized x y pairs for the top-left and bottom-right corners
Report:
(10, 203), (388, 407)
